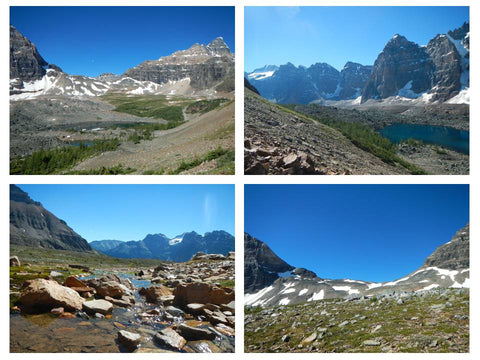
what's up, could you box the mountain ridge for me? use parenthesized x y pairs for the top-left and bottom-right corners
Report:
(10, 26), (234, 99)
(10, 185), (93, 252)
(246, 22), (469, 105)
(91, 230), (235, 262)
(244, 223), (469, 307)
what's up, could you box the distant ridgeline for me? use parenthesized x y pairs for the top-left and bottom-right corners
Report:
(244, 223), (469, 307)
(246, 22), (469, 105)
(90, 231), (235, 262)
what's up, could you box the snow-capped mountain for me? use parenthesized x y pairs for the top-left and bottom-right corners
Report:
(246, 22), (469, 105)
(90, 230), (234, 262)
(244, 223), (469, 307)
(10, 26), (234, 100)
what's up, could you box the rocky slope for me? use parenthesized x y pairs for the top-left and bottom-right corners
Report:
(246, 22), (469, 105)
(244, 223), (469, 307)
(10, 185), (92, 252)
(10, 27), (234, 99)
(91, 231), (234, 262)
(244, 88), (408, 175)
(245, 287), (468, 352)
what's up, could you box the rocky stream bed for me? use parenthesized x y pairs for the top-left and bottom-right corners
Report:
(10, 253), (235, 353)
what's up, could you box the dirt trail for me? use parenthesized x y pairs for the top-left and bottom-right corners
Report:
(72, 101), (235, 173)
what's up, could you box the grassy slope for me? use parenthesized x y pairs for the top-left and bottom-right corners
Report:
(245, 290), (469, 353)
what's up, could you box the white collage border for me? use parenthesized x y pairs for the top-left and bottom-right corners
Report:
(1, 0), (476, 359)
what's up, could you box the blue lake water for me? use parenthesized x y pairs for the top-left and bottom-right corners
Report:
(379, 124), (469, 154)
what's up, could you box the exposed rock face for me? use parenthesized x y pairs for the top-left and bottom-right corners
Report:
(423, 223), (469, 270)
(10, 25), (47, 84)
(90, 230), (234, 262)
(245, 223), (469, 307)
(338, 62), (372, 99)
(244, 233), (294, 293)
(362, 35), (434, 102)
(123, 37), (234, 90)
(244, 77), (260, 95)
(426, 35), (462, 102)
(10, 185), (93, 252)
(19, 279), (84, 312)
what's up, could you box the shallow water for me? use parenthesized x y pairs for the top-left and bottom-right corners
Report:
(379, 124), (469, 154)
(10, 272), (234, 353)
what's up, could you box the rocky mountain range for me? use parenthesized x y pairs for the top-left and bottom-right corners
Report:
(10, 25), (234, 100)
(246, 22), (469, 105)
(244, 223), (469, 307)
(10, 185), (92, 251)
(90, 231), (235, 262)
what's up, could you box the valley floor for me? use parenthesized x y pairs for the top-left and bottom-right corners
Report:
(10, 93), (235, 175)
(245, 288), (469, 353)
(244, 89), (469, 175)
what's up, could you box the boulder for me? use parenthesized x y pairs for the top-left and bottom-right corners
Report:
(105, 296), (133, 308)
(10, 256), (20, 267)
(118, 330), (142, 352)
(165, 306), (184, 317)
(83, 299), (113, 315)
(177, 323), (216, 341)
(154, 327), (187, 351)
(87, 280), (127, 298)
(19, 279), (84, 312)
(173, 282), (234, 307)
(145, 285), (173, 304)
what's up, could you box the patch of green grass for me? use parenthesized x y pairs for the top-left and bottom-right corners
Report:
(433, 145), (448, 155)
(103, 94), (186, 122)
(210, 149), (235, 174)
(185, 98), (230, 114)
(206, 122), (235, 140)
(66, 164), (136, 175)
(168, 146), (232, 175)
(10, 139), (121, 175)
(142, 169), (165, 175)
(219, 279), (235, 288)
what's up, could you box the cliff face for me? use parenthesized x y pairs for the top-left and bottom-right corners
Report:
(10, 25), (48, 89)
(123, 38), (234, 90)
(10, 185), (92, 252)
(423, 223), (469, 270)
(361, 35), (434, 102)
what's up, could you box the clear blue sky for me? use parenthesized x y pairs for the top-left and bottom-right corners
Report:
(245, 6), (469, 72)
(16, 184), (235, 242)
(245, 185), (469, 283)
(10, 6), (235, 77)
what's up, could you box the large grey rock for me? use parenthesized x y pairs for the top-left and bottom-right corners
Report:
(82, 299), (113, 315)
(177, 323), (216, 340)
(118, 330), (142, 352)
(154, 328), (187, 351)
